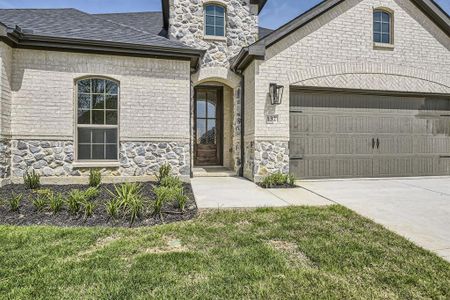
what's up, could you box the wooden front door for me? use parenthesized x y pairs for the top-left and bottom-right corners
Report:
(195, 87), (223, 166)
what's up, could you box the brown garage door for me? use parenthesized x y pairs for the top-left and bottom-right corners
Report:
(290, 90), (450, 179)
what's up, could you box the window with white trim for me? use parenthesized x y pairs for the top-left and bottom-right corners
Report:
(76, 78), (119, 161)
(373, 10), (392, 44)
(205, 4), (225, 37)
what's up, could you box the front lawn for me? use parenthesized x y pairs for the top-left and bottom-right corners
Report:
(1, 206), (449, 299)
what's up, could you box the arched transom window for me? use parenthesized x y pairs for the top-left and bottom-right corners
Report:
(373, 10), (393, 44)
(76, 78), (119, 161)
(205, 4), (225, 37)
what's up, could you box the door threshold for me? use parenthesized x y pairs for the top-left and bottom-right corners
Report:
(192, 166), (237, 177)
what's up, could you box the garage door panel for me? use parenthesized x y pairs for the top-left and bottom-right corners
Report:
(290, 90), (450, 179)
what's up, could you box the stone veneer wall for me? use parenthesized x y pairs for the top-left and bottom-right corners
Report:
(10, 140), (190, 179)
(0, 139), (10, 180)
(253, 141), (289, 181)
(169, 0), (258, 68)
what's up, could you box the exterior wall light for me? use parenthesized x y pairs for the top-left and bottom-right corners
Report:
(269, 83), (284, 105)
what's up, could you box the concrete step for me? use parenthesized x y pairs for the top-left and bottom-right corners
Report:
(192, 167), (237, 178)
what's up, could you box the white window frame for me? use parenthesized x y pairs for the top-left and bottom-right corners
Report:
(373, 8), (395, 48)
(204, 3), (226, 39)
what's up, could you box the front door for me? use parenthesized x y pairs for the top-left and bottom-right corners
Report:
(195, 87), (223, 166)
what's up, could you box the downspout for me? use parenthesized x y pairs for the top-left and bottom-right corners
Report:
(189, 78), (193, 178)
(239, 75), (245, 177)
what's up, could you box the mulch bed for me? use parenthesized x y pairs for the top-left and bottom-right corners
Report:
(0, 182), (197, 227)
(258, 183), (296, 189)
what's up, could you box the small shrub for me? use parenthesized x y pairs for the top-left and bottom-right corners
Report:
(160, 175), (183, 189)
(66, 189), (85, 215)
(174, 188), (188, 212)
(153, 186), (176, 217)
(23, 170), (40, 189)
(32, 189), (52, 212)
(9, 193), (23, 212)
(105, 199), (120, 220)
(157, 164), (172, 183)
(109, 183), (143, 225)
(89, 169), (102, 187)
(260, 173), (296, 189)
(84, 187), (100, 201)
(82, 201), (96, 220)
(49, 193), (64, 214)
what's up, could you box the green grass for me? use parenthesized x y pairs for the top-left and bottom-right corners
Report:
(0, 205), (449, 299)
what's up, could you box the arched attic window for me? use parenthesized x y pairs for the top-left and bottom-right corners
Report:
(373, 9), (393, 44)
(205, 4), (226, 37)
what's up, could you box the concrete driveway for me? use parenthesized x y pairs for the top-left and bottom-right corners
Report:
(298, 177), (450, 262)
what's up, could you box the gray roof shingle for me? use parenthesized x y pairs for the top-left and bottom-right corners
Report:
(0, 8), (192, 50)
(95, 11), (166, 37)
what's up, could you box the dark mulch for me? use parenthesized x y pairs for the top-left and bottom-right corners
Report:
(0, 182), (197, 227)
(258, 183), (296, 189)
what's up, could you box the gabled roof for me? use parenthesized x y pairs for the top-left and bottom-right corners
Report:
(95, 11), (166, 37)
(232, 0), (450, 72)
(0, 8), (203, 69)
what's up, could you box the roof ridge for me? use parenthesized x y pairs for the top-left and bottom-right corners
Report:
(94, 11), (162, 15)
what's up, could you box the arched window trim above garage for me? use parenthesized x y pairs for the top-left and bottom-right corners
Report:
(204, 3), (226, 38)
(373, 8), (394, 46)
(75, 76), (120, 163)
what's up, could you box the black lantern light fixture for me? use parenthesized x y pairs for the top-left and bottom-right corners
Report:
(269, 83), (284, 105)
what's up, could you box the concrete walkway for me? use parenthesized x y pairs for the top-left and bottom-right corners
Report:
(191, 177), (330, 209)
(298, 177), (450, 262)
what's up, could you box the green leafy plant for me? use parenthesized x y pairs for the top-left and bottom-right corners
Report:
(32, 189), (52, 212)
(109, 183), (144, 225)
(49, 193), (64, 214)
(66, 189), (85, 215)
(23, 170), (41, 189)
(89, 169), (102, 187)
(260, 173), (296, 189)
(174, 188), (188, 212)
(157, 163), (172, 183)
(82, 201), (96, 220)
(105, 199), (120, 220)
(153, 186), (177, 218)
(160, 175), (183, 189)
(84, 187), (100, 201)
(9, 193), (23, 212)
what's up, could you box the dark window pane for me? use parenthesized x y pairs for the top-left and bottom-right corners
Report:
(106, 95), (118, 109)
(216, 16), (224, 27)
(206, 16), (215, 26)
(92, 145), (105, 159)
(373, 22), (381, 33)
(205, 5), (214, 14)
(78, 79), (91, 94)
(106, 111), (118, 125)
(92, 94), (105, 109)
(206, 119), (216, 144)
(374, 12), (382, 22)
(78, 145), (91, 159)
(382, 34), (390, 43)
(78, 94), (91, 110)
(92, 79), (105, 93)
(106, 145), (117, 160)
(105, 80), (118, 95)
(78, 110), (90, 124)
(382, 22), (389, 33)
(78, 128), (91, 143)
(92, 129), (105, 143)
(215, 6), (225, 16)
(105, 129), (117, 143)
(374, 33), (381, 43)
(197, 100), (206, 118)
(197, 119), (206, 144)
(92, 110), (105, 125)
(382, 12), (390, 22)
(216, 26), (224, 37)
(206, 26), (215, 35)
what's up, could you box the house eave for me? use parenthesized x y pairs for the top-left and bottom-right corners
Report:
(2, 30), (205, 71)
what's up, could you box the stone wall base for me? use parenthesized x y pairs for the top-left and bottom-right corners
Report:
(253, 141), (290, 182)
(6, 140), (190, 184)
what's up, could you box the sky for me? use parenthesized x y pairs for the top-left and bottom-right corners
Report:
(0, 0), (449, 29)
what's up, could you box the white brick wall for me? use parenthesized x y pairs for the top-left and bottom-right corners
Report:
(0, 42), (12, 138)
(251, 0), (450, 141)
(11, 49), (191, 141)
